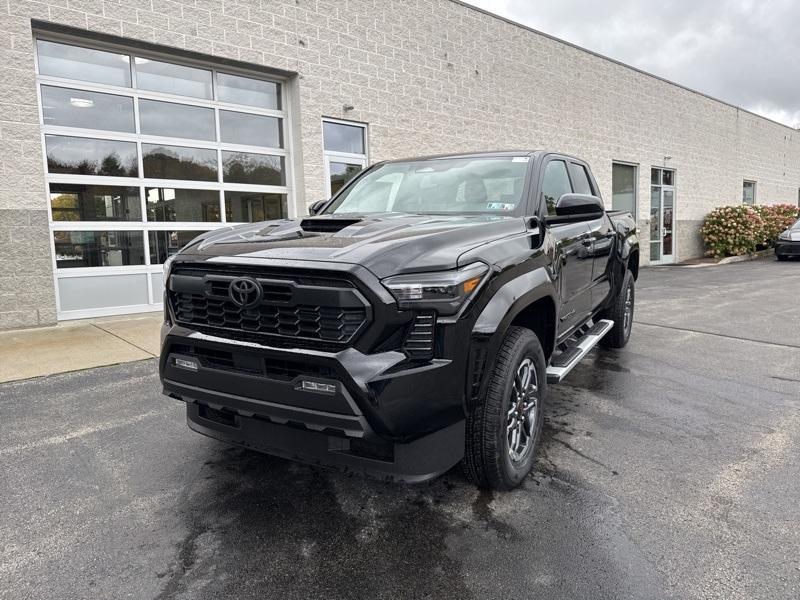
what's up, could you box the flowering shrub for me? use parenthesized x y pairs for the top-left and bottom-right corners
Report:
(701, 206), (763, 257)
(701, 203), (799, 258)
(754, 204), (799, 243)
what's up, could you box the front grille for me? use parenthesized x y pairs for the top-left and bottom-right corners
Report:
(168, 264), (370, 349)
(173, 293), (366, 341)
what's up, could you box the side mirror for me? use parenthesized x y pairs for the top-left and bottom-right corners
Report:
(554, 194), (604, 219)
(308, 199), (328, 215)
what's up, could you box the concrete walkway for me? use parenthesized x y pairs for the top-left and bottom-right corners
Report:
(0, 312), (162, 383)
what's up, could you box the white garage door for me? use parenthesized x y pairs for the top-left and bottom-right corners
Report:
(35, 36), (294, 319)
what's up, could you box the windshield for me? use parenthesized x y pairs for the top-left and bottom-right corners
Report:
(792, 219), (800, 230)
(323, 156), (529, 215)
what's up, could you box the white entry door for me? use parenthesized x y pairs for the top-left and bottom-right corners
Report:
(322, 119), (368, 199)
(324, 154), (367, 198)
(650, 168), (676, 264)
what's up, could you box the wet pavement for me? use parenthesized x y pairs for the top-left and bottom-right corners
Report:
(2, 258), (799, 600)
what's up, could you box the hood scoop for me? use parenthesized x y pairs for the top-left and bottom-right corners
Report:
(300, 217), (363, 233)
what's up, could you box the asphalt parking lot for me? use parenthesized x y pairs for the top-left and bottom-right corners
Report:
(2, 257), (799, 600)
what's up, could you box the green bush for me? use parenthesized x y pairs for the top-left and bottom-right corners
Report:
(701, 203), (799, 258)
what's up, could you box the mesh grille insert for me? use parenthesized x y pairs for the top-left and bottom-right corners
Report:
(169, 265), (369, 348)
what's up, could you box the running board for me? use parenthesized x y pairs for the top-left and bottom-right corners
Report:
(546, 319), (614, 384)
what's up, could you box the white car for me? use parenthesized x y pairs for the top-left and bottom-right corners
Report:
(776, 218), (800, 261)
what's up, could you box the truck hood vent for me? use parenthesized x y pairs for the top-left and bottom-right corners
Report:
(299, 218), (362, 233)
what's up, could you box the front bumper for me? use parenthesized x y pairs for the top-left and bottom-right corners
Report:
(160, 322), (470, 481)
(775, 241), (800, 257)
(185, 402), (464, 483)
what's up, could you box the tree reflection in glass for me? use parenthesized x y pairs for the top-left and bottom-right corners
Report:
(142, 144), (218, 182)
(46, 135), (138, 177)
(222, 152), (284, 186)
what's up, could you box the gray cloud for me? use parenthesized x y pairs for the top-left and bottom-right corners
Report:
(462, 0), (800, 128)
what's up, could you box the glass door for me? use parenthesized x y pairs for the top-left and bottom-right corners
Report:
(650, 168), (676, 264)
(325, 155), (367, 197)
(322, 119), (368, 199)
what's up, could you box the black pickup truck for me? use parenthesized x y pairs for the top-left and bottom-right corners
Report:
(159, 151), (639, 490)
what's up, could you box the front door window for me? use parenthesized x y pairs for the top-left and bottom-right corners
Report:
(650, 168), (676, 263)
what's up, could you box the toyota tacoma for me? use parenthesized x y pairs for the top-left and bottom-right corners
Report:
(159, 151), (639, 490)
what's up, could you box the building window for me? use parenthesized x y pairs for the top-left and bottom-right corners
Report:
(612, 162), (637, 218)
(743, 181), (756, 205)
(35, 37), (292, 318)
(322, 119), (367, 199)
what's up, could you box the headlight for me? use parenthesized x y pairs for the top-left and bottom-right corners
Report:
(163, 254), (176, 278)
(778, 230), (791, 241)
(381, 262), (489, 315)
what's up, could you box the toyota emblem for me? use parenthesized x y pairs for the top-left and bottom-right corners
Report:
(228, 277), (262, 308)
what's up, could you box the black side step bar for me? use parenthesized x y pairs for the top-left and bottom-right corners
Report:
(546, 319), (614, 383)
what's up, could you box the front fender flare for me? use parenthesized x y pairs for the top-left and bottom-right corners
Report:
(472, 267), (558, 337)
(465, 267), (558, 409)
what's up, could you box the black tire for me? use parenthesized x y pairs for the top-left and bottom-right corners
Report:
(599, 269), (635, 349)
(463, 326), (547, 490)
(777, 255), (788, 261)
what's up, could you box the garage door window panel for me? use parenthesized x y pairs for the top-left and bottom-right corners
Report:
(142, 144), (219, 181)
(146, 188), (221, 222)
(225, 191), (287, 222)
(220, 111), (282, 148)
(46, 135), (138, 177)
(50, 184), (141, 221)
(53, 230), (145, 268)
(37, 40), (131, 87)
(217, 72), (280, 109)
(134, 57), (212, 99)
(148, 230), (209, 264)
(139, 99), (216, 142)
(223, 152), (285, 186)
(41, 86), (135, 133)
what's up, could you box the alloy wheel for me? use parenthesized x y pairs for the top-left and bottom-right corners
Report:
(506, 358), (539, 462)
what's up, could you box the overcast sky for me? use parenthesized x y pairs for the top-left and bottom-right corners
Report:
(462, 0), (800, 128)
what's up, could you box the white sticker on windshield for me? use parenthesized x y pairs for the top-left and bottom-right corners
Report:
(512, 156), (530, 162)
(487, 203), (516, 211)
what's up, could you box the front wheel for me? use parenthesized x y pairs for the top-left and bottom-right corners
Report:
(463, 326), (547, 490)
(599, 269), (635, 348)
(777, 254), (788, 262)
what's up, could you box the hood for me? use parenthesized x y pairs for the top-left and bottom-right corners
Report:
(181, 213), (525, 278)
(780, 228), (800, 242)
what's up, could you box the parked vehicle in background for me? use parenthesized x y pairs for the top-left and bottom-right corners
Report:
(776, 218), (800, 260)
(159, 151), (639, 490)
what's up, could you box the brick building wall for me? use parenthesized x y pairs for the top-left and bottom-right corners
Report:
(1, 0), (799, 328)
